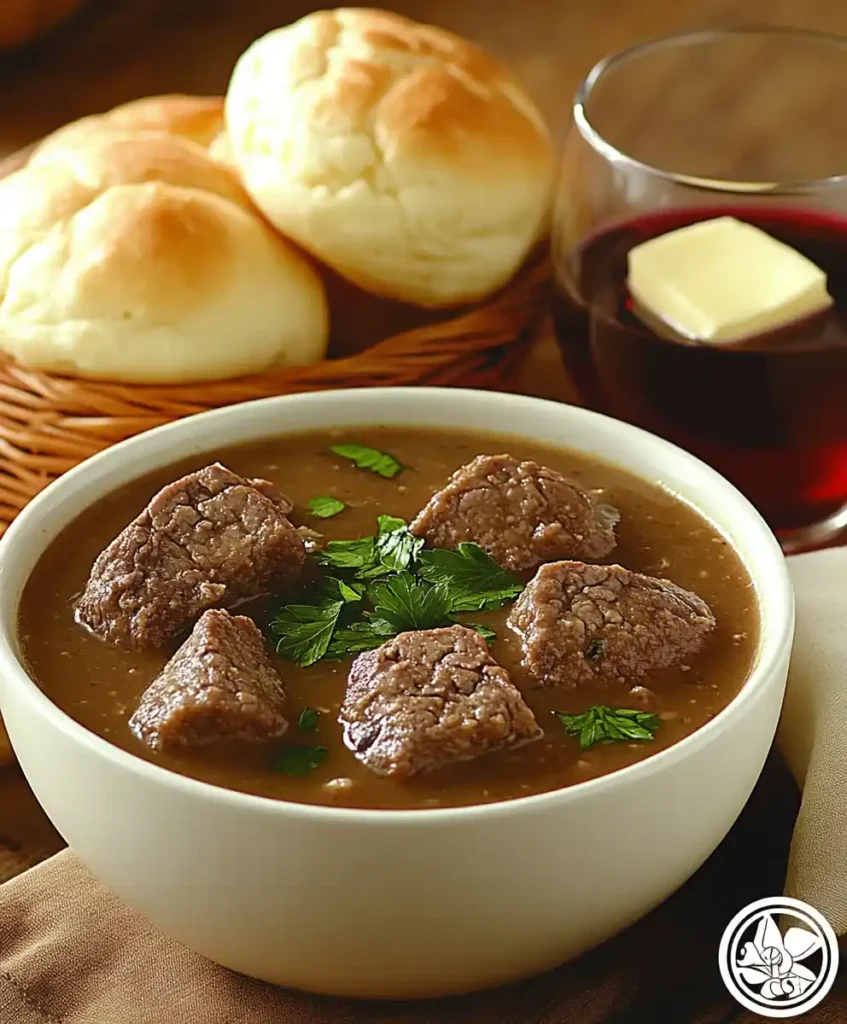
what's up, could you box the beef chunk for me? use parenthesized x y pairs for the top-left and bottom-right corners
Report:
(409, 454), (618, 572)
(508, 561), (716, 688)
(252, 480), (294, 515)
(76, 463), (306, 648)
(129, 609), (288, 751)
(340, 625), (541, 778)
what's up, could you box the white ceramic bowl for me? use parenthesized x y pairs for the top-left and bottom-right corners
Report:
(0, 388), (793, 999)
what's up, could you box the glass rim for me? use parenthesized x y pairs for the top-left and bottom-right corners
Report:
(573, 24), (847, 194)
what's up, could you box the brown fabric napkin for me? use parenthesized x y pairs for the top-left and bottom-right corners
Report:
(779, 547), (847, 933)
(4, 754), (846, 1024)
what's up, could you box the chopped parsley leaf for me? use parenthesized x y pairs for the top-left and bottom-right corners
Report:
(368, 572), (453, 632)
(553, 706), (661, 750)
(297, 707), (320, 731)
(358, 515), (424, 578)
(270, 601), (344, 667)
(316, 537), (376, 571)
(307, 495), (346, 519)
(329, 443), (403, 479)
(460, 621), (497, 644)
(418, 542), (524, 611)
(275, 745), (328, 776)
(325, 616), (398, 659)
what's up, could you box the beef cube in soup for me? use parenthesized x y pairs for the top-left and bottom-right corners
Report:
(76, 463), (306, 648)
(409, 454), (618, 572)
(129, 609), (288, 751)
(508, 561), (716, 688)
(340, 625), (541, 778)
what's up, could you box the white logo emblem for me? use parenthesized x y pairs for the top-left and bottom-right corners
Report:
(718, 896), (839, 1018)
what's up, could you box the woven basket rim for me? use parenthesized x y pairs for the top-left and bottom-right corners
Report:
(0, 246), (551, 531)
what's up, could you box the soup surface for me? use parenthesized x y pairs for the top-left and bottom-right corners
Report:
(19, 426), (758, 810)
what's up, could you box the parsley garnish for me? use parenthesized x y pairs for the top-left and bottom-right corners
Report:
(297, 707), (320, 731)
(316, 516), (421, 579)
(270, 601), (344, 667)
(270, 518), (520, 666)
(418, 543), (524, 611)
(359, 515), (424, 578)
(307, 495), (346, 519)
(461, 621), (497, 644)
(376, 514), (406, 534)
(275, 745), (328, 776)
(325, 616), (397, 659)
(316, 536), (376, 571)
(553, 706), (661, 750)
(270, 576), (364, 666)
(311, 576), (364, 604)
(368, 573), (453, 631)
(329, 443), (403, 479)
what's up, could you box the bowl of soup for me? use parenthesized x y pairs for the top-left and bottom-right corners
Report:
(0, 387), (793, 999)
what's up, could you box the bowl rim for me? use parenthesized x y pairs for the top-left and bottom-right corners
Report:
(0, 386), (794, 826)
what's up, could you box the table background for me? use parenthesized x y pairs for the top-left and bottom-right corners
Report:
(3, 0), (847, 159)
(0, 1), (844, 1018)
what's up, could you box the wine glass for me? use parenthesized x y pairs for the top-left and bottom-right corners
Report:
(552, 26), (847, 553)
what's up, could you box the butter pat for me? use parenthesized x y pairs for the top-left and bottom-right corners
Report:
(627, 216), (833, 343)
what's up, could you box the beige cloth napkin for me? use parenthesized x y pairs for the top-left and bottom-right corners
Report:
(780, 546), (847, 933)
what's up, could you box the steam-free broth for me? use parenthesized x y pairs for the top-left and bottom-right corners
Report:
(18, 427), (758, 809)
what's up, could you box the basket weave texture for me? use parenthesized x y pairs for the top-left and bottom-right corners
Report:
(0, 249), (550, 533)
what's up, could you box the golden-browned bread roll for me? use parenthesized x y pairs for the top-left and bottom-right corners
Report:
(225, 9), (554, 308)
(34, 95), (226, 162)
(0, 134), (329, 383)
(207, 129), (235, 168)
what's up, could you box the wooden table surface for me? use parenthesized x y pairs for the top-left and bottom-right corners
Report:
(4, 0), (847, 160)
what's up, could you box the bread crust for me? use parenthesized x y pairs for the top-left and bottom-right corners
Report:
(0, 132), (329, 383)
(225, 9), (554, 308)
(35, 95), (226, 160)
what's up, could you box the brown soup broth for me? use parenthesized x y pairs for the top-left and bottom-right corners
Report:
(18, 427), (759, 810)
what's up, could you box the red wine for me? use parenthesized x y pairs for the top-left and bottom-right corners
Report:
(554, 206), (847, 533)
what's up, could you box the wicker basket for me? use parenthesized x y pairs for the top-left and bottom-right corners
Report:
(0, 248), (550, 533)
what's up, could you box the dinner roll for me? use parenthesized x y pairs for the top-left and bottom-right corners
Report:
(35, 95), (226, 161)
(207, 129), (235, 169)
(0, 134), (328, 383)
(225, 9), (554, 308)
